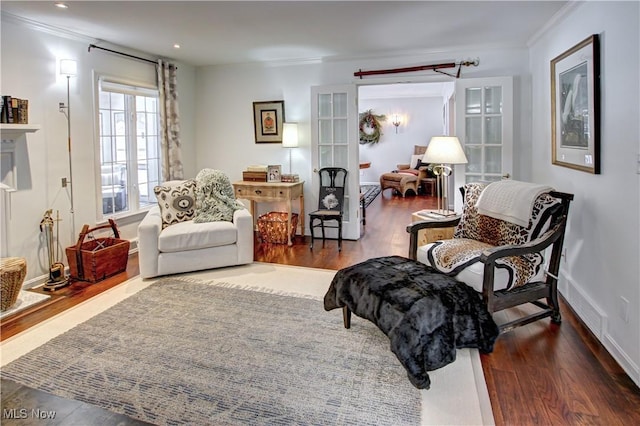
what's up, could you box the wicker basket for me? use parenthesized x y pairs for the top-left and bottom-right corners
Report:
(1, 257), (27, 311)
(65, 219), (130, 283)
(258, 212), (298, 244)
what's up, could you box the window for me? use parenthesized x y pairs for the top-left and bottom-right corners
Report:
(97, 78), (161, 218)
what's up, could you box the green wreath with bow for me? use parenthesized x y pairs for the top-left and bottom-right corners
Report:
(359, 109), (386, 145)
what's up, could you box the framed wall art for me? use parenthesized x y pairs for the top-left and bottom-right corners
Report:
(551, 34), (600, 174)
(253, 100), (285, 143)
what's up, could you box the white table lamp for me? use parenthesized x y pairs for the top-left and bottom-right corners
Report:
(422, 136), (468, 216)
(282, 122), (299, 174)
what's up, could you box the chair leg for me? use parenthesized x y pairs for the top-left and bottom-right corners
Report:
(338, 219), (342, 251)
(342, 306), (351, 329)
(549, 296), (562, 324)
(321, 220), (326, 243)
(309, 217), (315, 249)
(549, 281), (562, 324)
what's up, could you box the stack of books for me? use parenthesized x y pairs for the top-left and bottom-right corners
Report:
(281, 174), (300, 183)
(242, 165), (268, 182)
(1, 96), (29, 124)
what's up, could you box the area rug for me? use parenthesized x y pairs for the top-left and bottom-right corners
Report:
(0, 290), (50, 320)
(0, 263), (494, 425)
(360, 184), (381, 208)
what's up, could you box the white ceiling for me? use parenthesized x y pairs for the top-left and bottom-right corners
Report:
(1, 1), (568, 67)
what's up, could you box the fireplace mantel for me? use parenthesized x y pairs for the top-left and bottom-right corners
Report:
(1, 123), (41, 141)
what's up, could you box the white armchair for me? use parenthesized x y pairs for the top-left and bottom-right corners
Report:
(138, 203), (253, 279)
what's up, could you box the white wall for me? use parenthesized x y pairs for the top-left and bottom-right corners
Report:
(529, 1), (640, 385)
(0, 16), (197, 283)
(195, 47), (531, 224)
(358, 96), (444, 185)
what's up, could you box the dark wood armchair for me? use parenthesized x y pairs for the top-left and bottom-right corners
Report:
(407, 181), (574, 333)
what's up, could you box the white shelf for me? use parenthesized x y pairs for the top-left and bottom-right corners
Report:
(1, 124), (41, 140)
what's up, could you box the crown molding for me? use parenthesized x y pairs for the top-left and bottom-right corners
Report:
(527, 1), (583, 47)
(1, 11), (97, 44)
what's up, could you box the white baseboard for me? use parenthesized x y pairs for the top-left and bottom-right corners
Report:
(22, 239), (138, 290)
(560, 270), (639, 388)
(564, 276), (606, 338)
(603, 333), (640, 388)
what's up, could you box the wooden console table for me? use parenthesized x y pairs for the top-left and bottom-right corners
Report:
(232, 181), (305, 246)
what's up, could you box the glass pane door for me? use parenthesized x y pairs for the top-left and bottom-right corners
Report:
(454, 76), (513, 210)
(463, 85), (504, 183)
(311, 85), (359, 240)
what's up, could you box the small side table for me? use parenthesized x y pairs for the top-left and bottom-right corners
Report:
(232, 180), (304, 246)
(420, 178), (437, 196)
(411, 210), (460, 246)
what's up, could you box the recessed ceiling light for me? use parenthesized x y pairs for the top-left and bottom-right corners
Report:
(173, 44), (181, 49)
(54, 2), (69, 9)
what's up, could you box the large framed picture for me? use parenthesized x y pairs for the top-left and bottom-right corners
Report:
(253, 100), (285, 143)
(551, 34), (600, 174)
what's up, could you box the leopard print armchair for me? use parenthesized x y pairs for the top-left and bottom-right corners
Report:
(407, 181), (574, 333)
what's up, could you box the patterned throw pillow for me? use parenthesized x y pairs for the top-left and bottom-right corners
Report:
(154, 179), (196, 229)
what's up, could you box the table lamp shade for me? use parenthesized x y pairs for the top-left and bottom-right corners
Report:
(423, 136), (468, 164)
(282, 123), (299, 148)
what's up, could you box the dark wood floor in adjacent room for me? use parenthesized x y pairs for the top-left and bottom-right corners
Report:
(2, 190), (639, 425)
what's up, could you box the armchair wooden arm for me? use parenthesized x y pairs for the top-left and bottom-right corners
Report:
(406, 217), (461, 260)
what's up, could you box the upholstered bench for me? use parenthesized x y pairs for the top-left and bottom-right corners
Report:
(324, 255), (499, 389)
(379, 172), (418, 197)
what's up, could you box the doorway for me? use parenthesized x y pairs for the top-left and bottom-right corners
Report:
(357, 82), (452, 188)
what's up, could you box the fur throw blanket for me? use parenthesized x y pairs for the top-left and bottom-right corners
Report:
(193, 169), (245, 223)
(324, 256), (499, 389)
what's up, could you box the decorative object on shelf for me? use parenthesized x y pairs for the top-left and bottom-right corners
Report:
(422, 136), (468, 216)
(359, 109), (386, 145)
(39, 209), (69, 291)
(253, 100), (285, 143)
(551, 34), (600, 174)
(242, 171), (267, 182)
(59, 58), (77, 238)
(243, 165), (268, 182)
(282, 122), (298, 174)
(267, 165), (282, 182)
(1, 96), (28, 124)
(392, 114), (401, 133)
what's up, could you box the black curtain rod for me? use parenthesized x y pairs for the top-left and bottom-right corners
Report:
(88, 44), (158, 65)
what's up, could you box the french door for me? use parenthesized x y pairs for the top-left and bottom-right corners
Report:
(310, 84), (360, 241)
(454, 76), (513, 210)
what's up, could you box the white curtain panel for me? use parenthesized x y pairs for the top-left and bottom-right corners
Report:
(157, 60), (184, 181)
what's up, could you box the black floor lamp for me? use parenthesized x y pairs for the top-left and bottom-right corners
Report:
(59, 59), (77, 239)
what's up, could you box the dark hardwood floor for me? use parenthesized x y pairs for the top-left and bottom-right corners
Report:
(2, 190), (639, 425)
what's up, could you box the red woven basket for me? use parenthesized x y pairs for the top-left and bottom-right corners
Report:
(65, 219), (129, 283)
(257, 212), (298, 244)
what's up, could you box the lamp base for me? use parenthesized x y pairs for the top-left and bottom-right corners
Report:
(427, 209), (458, 218)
